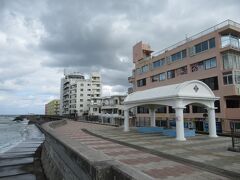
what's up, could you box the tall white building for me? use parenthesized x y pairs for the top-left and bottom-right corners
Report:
(60, 71), (101, 116)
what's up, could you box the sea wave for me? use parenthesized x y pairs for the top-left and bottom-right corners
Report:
(0, 116), (31, 153)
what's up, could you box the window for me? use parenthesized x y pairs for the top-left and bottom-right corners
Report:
(137, 78), (146, 87)
(151, 75), (159, 82)
(93, 108), (98, 112)
(80, 104), (83, 107)
(183, 105), (190, 113)
(215, 100), (221, 113)
(175, 66), (188, 76)
(223, 72), (233, 85)
(159, 72), (166, 81)
(156, 106), (167, 113)
(202, 41), (209, 51)
(191, 61), (204, 72)
(192, 106), (206, 113)
(141, 65), (149, 73)
(222, 52), (240, 70)
(194, 38), (216, 54)
(221, 35), (240, 49)
(200, 76), (219, 90)
(191, 57), (216, 72)
(234, 71), (240, 84)
(80, 99), (83, 102)
(153, 58), (165, 68)
(171, 49), (187, 62)
(168, 106), (175, 113)
(137, 106), (149, 113)
(167, 70), (175, 79)
(80, 89), (83, 91)
(182, 49), (187, 58)
(151, 72), (166, 82)
(195, 43), (202, 54)
(209, 38), (216, 48)
(204, 57), (217, 69)
(226, 99), (240, 108)
(136, 65), (149, 74)
(136, 68), (141, 75)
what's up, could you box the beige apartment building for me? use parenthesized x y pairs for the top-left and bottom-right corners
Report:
(128, 20), (240, 133)
(45, 99), (60, 115)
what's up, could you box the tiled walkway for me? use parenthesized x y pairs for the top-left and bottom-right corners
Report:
(90, 127), (240, 175)
(48, 120), (234, 180)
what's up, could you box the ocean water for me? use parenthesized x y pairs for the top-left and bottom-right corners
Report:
(0, 115), (44, 153)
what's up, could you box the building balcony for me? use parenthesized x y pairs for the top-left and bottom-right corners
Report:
(128, 87), (133, 94)
(220, 44), (240, 53)
(152, 19), (240, 57)
(222, 84), (240, 96)
(128, 76), (135, 83)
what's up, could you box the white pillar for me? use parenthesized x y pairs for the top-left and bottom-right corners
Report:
(124, 109), (129, 132)
(174, 107), (186, 141)
(150, 108), (156, 127)
(208, 107), (218, 138)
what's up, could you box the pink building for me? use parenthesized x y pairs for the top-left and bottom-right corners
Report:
(128, 20), (240, 133)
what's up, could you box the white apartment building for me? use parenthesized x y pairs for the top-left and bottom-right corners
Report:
(88, 95), (127, 125)
(60, 72), (101, 116)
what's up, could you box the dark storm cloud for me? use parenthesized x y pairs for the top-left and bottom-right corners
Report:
(39, 0), (169, 71)
(37, 0), (239, 91)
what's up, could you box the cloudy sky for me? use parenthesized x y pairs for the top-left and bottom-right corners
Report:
(0, 0), (239, 115)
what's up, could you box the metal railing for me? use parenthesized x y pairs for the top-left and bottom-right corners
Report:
(152, 19), (240, 57)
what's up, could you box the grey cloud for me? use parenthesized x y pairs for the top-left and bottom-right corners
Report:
(0, 0), (240, 114)
(39, 0), (170, 72)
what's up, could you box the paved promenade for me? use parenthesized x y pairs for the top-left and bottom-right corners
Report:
(46, 120), (240, 180)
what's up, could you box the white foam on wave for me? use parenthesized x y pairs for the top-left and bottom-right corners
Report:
(0, 117), (30, 153)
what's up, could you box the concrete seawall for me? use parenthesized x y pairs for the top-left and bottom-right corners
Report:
(39, 120), (140, 180)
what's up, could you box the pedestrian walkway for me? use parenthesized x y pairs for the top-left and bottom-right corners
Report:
(89, 127), (240, 175)
(50, 120), (234, 179)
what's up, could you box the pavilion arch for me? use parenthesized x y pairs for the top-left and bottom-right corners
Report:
(124, 80), (220, 141)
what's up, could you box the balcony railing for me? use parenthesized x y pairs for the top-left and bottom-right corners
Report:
(152, 19), (240, 57)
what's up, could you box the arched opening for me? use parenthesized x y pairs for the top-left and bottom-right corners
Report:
(124, 80), (219, 141)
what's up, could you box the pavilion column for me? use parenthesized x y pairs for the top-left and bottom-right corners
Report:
(124, 109), (129, 132)
(174, 107), (186, 141)
(208, 107), (218, 138)
(149, 108), (156, 127)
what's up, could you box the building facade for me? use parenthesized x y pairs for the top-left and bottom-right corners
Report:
(45, 99), (60, 115)
(128, 20), (240, 133)
(60, 72), (102, 116)
(101, 95), (126, 125)
(88, 95), (127, 125)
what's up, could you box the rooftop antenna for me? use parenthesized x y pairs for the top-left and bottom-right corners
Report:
(185, 34), (189, 41)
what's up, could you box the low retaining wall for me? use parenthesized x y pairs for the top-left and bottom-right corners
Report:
(40, 121), (149, 180)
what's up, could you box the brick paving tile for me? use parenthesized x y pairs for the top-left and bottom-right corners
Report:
(82, 141), (113, 145)
(73, 138), (99, 142)
(143, 165), (195, 179)
(99, 148), (133, 154)
(93, 145), (126, 150)
(105, 150), (144, 156)
(119, 156), (163, 165)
